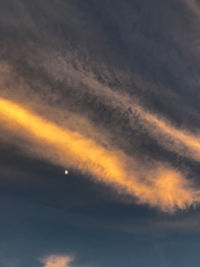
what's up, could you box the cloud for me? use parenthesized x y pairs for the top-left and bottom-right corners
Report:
(41, 255), (74, 267)
(31, 52), (200, 163)
(0, 97), (199, 212)
(1, 1), (200, 213)
(3, 52), (200, 165)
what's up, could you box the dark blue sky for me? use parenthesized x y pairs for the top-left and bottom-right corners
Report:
(1, 1), (200, 266)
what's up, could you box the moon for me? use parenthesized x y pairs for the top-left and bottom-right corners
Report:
(65, 170), (68, 175)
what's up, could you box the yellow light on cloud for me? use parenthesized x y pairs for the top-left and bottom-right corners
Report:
(0, 97), (199, 212)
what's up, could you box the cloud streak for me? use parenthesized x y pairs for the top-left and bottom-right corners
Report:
(36, 53), (200, 162)
(0, 97), (199, 212)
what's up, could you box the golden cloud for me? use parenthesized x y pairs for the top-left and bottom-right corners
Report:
(0, 97), (199, 212)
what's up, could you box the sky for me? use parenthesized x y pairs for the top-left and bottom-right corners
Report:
(1, 0), (200, 266)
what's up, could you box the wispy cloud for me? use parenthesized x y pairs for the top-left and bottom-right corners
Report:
(32, 52), (200, 163)
(0, 97), (199, 212)
(1, 0), (200, 214)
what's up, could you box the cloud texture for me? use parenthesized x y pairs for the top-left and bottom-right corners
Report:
(1, 0), (200, 213)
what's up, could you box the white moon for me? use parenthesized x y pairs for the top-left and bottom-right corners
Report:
(65, 170), (68, 175)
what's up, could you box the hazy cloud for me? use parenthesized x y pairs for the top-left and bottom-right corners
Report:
(41, 255), (74, 267)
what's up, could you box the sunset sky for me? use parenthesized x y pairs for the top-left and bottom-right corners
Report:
(1, 0), (200, 266)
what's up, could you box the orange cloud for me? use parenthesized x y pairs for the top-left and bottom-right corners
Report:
(41, 255), (73, 267)
(0, 97), (199, 212)
(2, 59), (200, 163)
